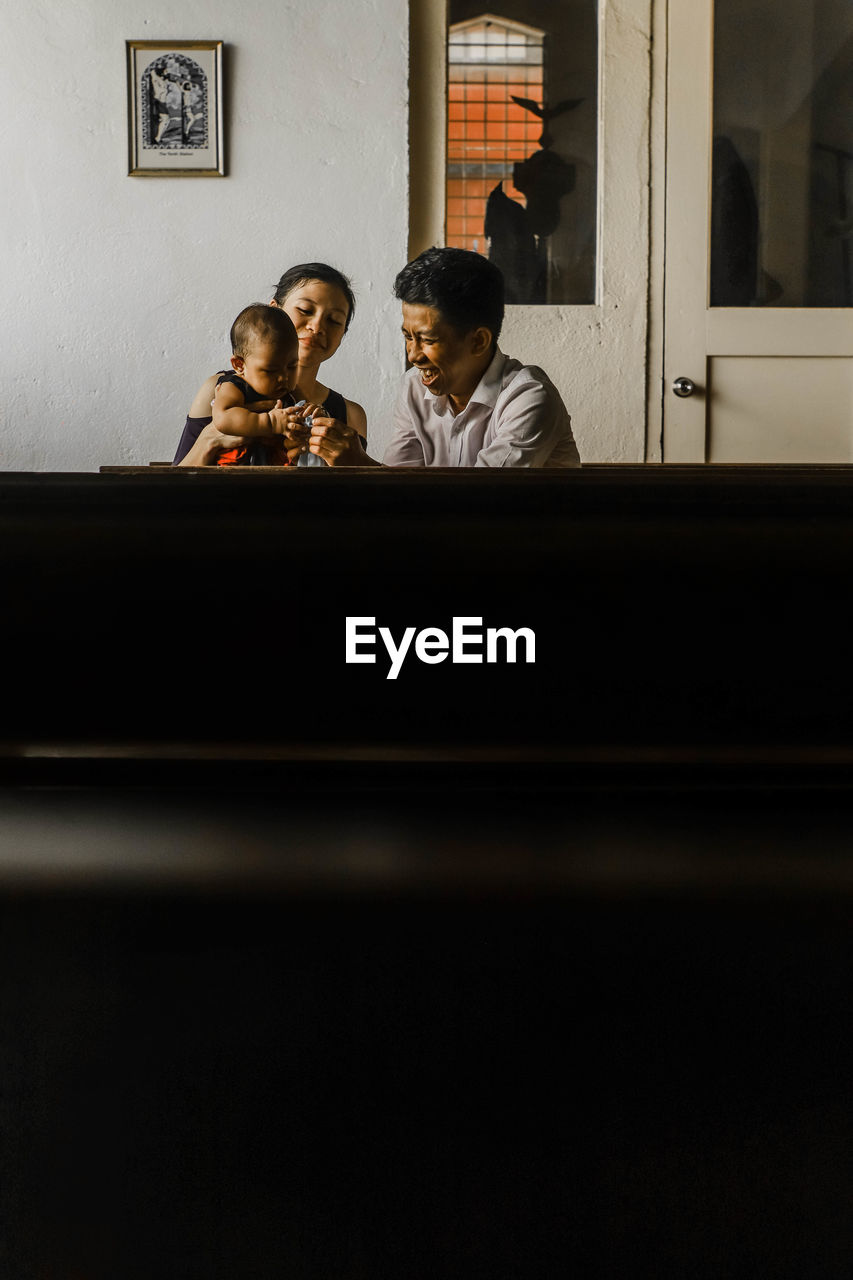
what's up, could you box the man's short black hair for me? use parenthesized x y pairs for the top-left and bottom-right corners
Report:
(394, 247), (505, 343)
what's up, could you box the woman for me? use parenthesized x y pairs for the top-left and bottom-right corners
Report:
(173, 262), (367, 466)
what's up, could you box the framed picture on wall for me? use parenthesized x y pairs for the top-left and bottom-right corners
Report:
(127, 40), (224, 176)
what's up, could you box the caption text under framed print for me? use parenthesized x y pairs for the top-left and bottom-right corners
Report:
(127, 40), (224, 177)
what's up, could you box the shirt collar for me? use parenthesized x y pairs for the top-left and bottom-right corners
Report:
(467, 347), (506, 409)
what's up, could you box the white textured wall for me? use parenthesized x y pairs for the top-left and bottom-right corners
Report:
(0, 0), (409, 470)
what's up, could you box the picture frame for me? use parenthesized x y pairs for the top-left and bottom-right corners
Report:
(126, 40), (224, 177)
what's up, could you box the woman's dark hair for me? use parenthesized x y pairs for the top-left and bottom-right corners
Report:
(393, 247), (504, 343)
(273, 263), (356, 331)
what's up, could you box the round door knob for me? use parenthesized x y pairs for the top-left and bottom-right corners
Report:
(672, 376), (696, 398)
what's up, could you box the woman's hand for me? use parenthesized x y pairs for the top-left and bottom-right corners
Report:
(305, 415), (371, 467)
(177, 418), (280, 466)
(176, 420), (249, 466)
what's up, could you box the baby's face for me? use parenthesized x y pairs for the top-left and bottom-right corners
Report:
(240, 338), (299, 399)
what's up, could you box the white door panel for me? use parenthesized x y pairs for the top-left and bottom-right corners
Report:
(664, 0), (853, 462)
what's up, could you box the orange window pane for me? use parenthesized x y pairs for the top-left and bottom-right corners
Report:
(449, 40), (552, 258)
(446, 14), (597, 297)
(507, 80), (540, 98)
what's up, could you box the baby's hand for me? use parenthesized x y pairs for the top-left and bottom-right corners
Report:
(268, 401), (310, 448)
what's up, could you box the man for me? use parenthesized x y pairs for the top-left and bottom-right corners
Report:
(307, 246), (580, 467)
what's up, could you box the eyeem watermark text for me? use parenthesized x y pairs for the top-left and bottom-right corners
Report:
(345, 616), (536, 680)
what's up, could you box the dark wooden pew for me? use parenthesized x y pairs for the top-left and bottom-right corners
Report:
(3, 466), (853, 1278)
(3, 463), (853, 782)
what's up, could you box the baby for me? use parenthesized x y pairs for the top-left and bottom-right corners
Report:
(212, 303), (309, 466)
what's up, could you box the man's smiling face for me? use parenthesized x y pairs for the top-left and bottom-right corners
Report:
(401, 303), (490, 411)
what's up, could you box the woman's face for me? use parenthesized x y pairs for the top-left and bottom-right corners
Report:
(278, 280), (350, 364)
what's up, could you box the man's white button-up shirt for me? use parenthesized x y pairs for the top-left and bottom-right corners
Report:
(383, 348), (580, 468)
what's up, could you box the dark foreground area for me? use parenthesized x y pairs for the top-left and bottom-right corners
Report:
(4, 466), (853, 1274)
(2, 779), (853, 1279)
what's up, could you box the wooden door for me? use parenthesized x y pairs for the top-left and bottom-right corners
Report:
(663, 0), (853, 462)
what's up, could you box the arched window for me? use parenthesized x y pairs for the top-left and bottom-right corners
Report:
(444, 5), (598, 305)
(446, 16), (545, 255)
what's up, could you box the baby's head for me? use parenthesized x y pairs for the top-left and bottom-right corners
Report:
(229, 303), (299, 399)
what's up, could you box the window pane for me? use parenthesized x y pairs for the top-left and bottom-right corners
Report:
(446, 3), (598, 304)
(712, 0), (853, 307)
